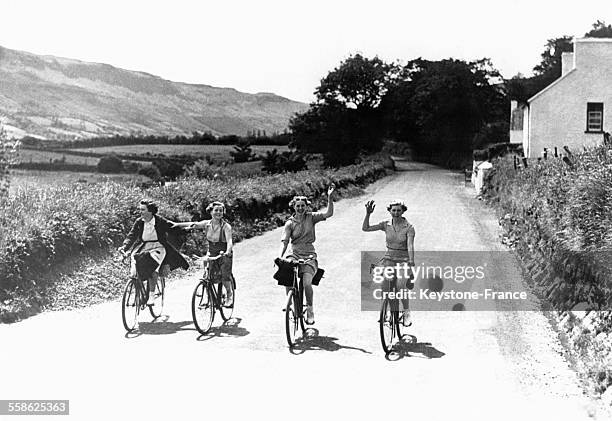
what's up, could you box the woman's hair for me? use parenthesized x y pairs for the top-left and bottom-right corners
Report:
(140, 199), (158, 215)
(289, 195), (312, 208)
(206, 201), (226, 214)
(387, 200), (407, 212)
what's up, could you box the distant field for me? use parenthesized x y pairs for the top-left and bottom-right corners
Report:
(9, 170), (149, 196)
(19, 149), (101, 165)
(70, 144), (289, 157)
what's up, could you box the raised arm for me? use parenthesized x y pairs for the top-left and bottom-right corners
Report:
(322, 184), (335, 219)
(362, 200), (379, 232)
(173, 219), (210, 230)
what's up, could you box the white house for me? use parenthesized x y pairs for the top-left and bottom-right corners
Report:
(511, 37), (612, 158)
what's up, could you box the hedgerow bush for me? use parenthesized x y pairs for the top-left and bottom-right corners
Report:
(0, 162), (386, 302)
(482, 144), (612, 312)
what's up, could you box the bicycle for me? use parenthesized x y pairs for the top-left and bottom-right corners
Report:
(374, 263), (411, 354)
(192, 252), (236, 335)
(281, 256), (315, 348)
(118, 252), (166, 332)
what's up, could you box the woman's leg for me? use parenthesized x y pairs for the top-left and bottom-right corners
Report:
(302, 270), (315, 323)
(221, 257), (234, 304)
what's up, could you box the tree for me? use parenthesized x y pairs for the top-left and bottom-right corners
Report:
(291, 54), (393, 166)
(152, 158), (185, 180)
(97, 154), (124, 173)
(533, 36), (574, 78)
(382, 58), (505, 168)
(315, 53), (395, 111)
(585, 20), (612, 37)
(229, 139), (255, 163)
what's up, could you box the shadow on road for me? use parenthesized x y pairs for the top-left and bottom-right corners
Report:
(136, 319), (196, 335)
(196, 317), (250, 341)
(290, 328), (372, 355)
(385, 334), (446, 361)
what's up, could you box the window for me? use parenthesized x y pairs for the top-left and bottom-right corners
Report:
(587, 102), (604, 132)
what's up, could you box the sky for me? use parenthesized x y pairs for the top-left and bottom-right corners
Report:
(0, 0), (611, 103)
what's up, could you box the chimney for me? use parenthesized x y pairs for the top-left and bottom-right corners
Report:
(561, 52), (574, 76)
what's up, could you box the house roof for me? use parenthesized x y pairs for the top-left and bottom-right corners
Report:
(527, 37), (612, 104)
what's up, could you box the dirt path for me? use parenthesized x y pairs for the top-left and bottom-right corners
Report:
(0, 161), (605, 421)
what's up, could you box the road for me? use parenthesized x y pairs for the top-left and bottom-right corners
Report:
(0, 160), (604, 420)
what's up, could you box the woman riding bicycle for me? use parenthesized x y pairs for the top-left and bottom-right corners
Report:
(118, 199), (189, 305)
(174, 201), (235, 307)
(362, 199), (415, 326)
(278, 184), (335, 325)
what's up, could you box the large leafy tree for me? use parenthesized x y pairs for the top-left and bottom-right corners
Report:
(382, 58), (505, 167)
(291, 54), (395, 166)
(315, 54), (395, 111)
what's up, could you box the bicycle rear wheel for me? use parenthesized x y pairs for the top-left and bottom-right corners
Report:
(218, 280), (235, 321)
(149, 276), (165, 318)
(122, 279), (140, 332)
(379, 298), (394, 354)
(285, 290), (300, 347)
(192, 281), (214, 334)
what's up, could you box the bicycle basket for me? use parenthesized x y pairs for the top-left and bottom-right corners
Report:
(273, 258), (294, 287)
(312, 268), (324, 286)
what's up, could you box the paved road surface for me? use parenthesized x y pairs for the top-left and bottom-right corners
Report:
(0, 161), (604, 420)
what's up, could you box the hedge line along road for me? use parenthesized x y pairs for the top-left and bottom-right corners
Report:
(0, 159), (605, 421)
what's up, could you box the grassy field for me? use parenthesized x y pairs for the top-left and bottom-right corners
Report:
(70, 144), (289, 157)
(9, 170), (149, 196)
(18, 149), (100, 165)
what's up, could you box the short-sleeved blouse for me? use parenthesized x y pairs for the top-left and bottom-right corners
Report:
(372, 218), (415, 262)
(281, 212), (327, 256)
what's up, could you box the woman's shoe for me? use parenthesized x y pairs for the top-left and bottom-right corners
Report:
(305, 306), (315, 325)
(402, 310), (412, 327)
(224, 295), (234, 308)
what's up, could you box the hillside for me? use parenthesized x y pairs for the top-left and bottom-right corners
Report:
(0, 46), (307, 139)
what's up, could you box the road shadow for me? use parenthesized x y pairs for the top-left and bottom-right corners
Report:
(136, 318), (196, 335)
(385, 334), (446, 361)
(196, 317), (250, 341)
(290, 328), (372, 355)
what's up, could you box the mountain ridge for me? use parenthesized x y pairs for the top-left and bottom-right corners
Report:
(0, 45), (307, 140)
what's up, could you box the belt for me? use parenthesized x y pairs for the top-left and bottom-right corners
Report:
(387, 247), (408, 251)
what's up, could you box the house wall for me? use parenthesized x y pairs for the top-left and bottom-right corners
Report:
(526, 39), (612, 158)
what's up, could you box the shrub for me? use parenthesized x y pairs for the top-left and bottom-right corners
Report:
(152, 158), (185, 180)
(230, 140), (256, 163)
(261, 149), (307, 174)
(183, 160), (220, 180)
(97, 155), (124, 173)
(138, 165), (162, 181)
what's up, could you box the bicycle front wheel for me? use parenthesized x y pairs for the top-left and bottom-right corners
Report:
(285, 290), (300, 347)
(149, 276), (165, 318)
(192, 281), (214, 334)
(379, 298), (394, 354)
(122, 279), (139, 332)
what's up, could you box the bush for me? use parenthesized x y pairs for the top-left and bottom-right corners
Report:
(138, 165), (162, 181)
(183, 160), (220, 180)
(230, 141), (256, 163)
(482, 143), (612, 310)
(0, 161), (387, 302)
(261, 149), (307, 174)
(97, 155), (124, 173)
(152, 158), (185, 180)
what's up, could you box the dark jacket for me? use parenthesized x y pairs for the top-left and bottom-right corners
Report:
(122, 215), (189, 272)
